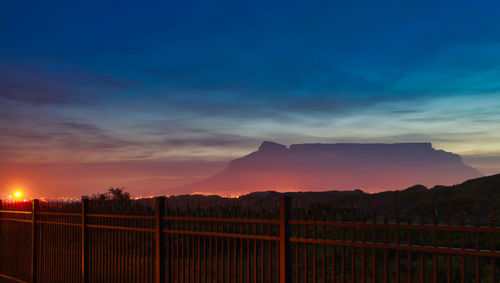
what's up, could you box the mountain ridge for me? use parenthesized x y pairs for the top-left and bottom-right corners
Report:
(171, 141), (481, 195)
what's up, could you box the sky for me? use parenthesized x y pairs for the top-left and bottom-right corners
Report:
(2, 0), (500, 198)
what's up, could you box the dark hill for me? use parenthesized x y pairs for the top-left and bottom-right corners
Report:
(167, 174), (500, 216)
(238, 174), (500, 211)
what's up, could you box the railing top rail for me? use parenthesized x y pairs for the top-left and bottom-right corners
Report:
(86, 213), (155, 220)
(0, 273), (28, 283)
(0, 210), (32, 214)
(36, 220), (81, 227)
(37, 211), (80, 216)
(0, 217), (32, 223)
(87, 223), (155, 233)
(163, 215), (279, 224)
(290, 237), (500, 257)
(162, 229), (280, 241)
(289, 220), (500, 232)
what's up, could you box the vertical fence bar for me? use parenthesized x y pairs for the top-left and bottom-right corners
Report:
(234, 204), (238, 283)
(342, 210), (346, 283)
(187, 205), (191, 283)
(199, 202), (203, 283)
(361, 212), (366, 283)
(277, 203), (280, 283)
(351, 205), (356, 283)
(155, 196), (166, 283)
(181, 206), (185, 283)
(372, 203), (376, 283)
(383, 210), (388, 283)
(322, 214), (326, 283)
(446, 204), (451, 283)
(30, 199), (38, 283)
(313, 211), (317, 283)
(279, 196), (291, 283)
(304, 210), (309, 283)
(395, 204), (400, 283)
(460, 211), (465, 283)
(167, 200), (173, 283)
(407, 211), (412, 283)
(261, 206), (265, 283)
(432, 209), (438, 283)
(81, 196), (88, 283)
(239, 206), (243, 283)
(215, 207), (219, 283)
(177, 203), (181, 283)
(475, 208), (479, 283)
(490, 209), (495, 283)
(420, 203), (425, 283)
(332, 203), (337, 283)
(296, 203), (300, 283)
(246, 207), (251, 283)
(253, 206), (257, 283)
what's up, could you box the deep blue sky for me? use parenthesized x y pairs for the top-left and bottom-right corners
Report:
(2, 1), (500, 196)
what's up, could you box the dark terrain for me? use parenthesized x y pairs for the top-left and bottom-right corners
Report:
(170, 173), (500, 216)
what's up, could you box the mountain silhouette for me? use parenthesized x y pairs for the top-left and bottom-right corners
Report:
(173, 141), (482, 195)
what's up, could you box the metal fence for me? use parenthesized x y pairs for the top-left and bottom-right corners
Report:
(0, 196), (499, 283)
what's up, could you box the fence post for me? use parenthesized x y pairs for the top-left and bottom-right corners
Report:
(81, 196), (88, 283)
(279, 196), (291, 283)
(30, 199), (39, 283)
(155, 197), (166, 283)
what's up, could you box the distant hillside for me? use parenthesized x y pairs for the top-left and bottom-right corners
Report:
(167, 173), (500, 216)
(172, 141), (481, 195)
(240, 174), (500, 211)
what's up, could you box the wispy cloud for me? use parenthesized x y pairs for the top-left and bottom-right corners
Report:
(0, 79), (74, 105)
(0, 66), (143, 106)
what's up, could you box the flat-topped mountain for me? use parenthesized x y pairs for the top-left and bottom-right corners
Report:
(173, 141), (481, 195)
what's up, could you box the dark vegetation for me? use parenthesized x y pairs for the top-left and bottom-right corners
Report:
(91, 187), (131, 201)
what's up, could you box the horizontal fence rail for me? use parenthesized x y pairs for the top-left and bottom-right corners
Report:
(0, 197), (499, 283)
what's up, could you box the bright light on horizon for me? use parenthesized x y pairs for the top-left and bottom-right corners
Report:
(13, 190), (22, 199)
